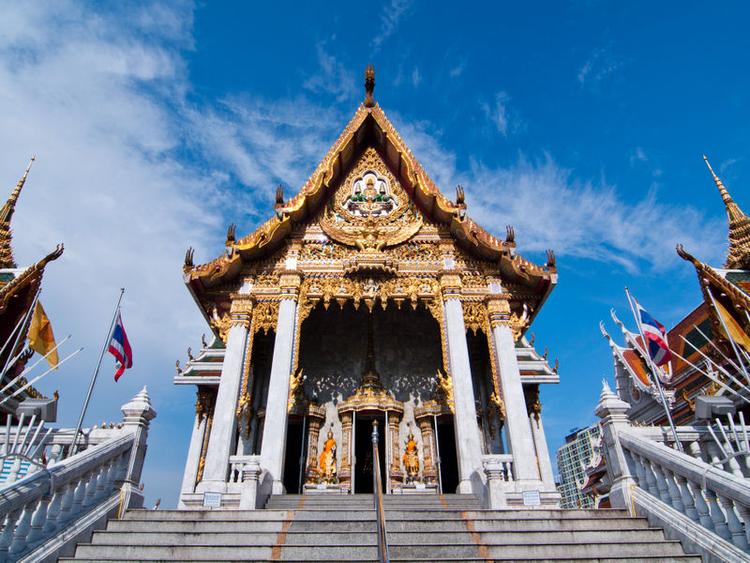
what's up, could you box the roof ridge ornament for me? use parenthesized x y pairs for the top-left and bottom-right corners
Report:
(703, 155), (750, 269)
(0, 155), (36, 269)
(364, 64), (375, 108)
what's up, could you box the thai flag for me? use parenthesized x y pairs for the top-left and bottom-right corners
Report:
(634, 299), (672, 367)
(108, 312), (133, 382)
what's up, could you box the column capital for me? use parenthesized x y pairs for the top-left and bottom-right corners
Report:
(440, 273), (462, 298)
(229, 297), (253, 327)
(486, 297), (511, 327)
(279, 273), (302, 298)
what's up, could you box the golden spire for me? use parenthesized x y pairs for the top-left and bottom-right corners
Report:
(0, 156), (35, 269)
(703, 155), (750, 270)
(364, 64), (375, 108)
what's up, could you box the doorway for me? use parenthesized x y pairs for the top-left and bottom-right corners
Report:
(437, 418), (459, 494)
(282, 418), (305, 494)
(354, 415), (386, 493)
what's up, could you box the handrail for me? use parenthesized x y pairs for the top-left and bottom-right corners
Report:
(372, 420), (389, 563)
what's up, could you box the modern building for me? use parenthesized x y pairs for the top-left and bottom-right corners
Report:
(556, 425), (601, 508)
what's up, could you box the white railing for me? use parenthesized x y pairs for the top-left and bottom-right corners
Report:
(0, 434), (133, 559)
(621, 430), (750, 551)
(0, 386), (155, 562)
(482, 454), (515, 509)
(595, 381), (750, 562)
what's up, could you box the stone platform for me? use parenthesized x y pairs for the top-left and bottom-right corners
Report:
(61, 494), (701, 562)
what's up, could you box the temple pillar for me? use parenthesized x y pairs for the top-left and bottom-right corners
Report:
(339, 412), (353, 488)
(417, 416), (437, 483)
(525, 384), (555, 487)
(260, 273), (300, 495)
(179, 389), (212, 506)
(441, 275), (484, 494)
(304, 407), (325, 484)
(197, 298), (252, 494)
(487, 299), (540, 484)
(388, 411), (402, 485)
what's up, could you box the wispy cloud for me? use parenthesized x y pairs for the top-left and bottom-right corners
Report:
(480, 91), (523, 137)
(411, 67), (422, 87)
(371, 0), (414, 52)
(578, 46), (623, 89)
(303, 41), (356, 102)
(448, 59), (467, 78)
(394, 121), (725, 272)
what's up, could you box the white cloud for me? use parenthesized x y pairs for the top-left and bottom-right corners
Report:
(578, 46), (623, 88)
(448, 59), (467, 78)
(630, 147), (648, 165)
(372, 0), (414, 51)
(411, 67), (422, 88)
(394, 122), (725, 272)
(302, 42), (356, 102)
(0, 1), (224, 507)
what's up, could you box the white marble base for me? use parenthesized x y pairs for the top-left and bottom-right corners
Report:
(392, 483), (438, 495)
(303, 483), (349, 494)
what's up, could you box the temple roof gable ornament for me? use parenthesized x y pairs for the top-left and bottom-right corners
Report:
(703, 155), (750, 270)
(0, 156), (35, 270)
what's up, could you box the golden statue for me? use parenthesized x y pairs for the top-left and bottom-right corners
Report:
(319, 425), (337, 483)
(402, 428), (420, 483)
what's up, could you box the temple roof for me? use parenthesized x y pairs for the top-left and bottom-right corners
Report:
(184, 67), (556, 299)
(0, 157), (34, 269)
(704, 156), (750, 270)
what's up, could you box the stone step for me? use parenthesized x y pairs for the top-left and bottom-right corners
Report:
(63, 558), (701, 563)
(89, 528), (668, 547)
(106, 515), (650, 534)
(69, 539), (691, 561)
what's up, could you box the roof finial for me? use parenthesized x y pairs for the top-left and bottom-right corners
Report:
(703, 155), (750, 269)
(0, 156), (36, 269)
(364, 64), (375, 108)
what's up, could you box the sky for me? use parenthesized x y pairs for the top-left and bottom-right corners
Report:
(0, 1), (748, 507)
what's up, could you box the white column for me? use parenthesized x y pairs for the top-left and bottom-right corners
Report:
(179, 407), (207, 507)
(488, 304), (540, 483)
(260, 297), (298, 494)
(530, 414), (555, 487)
(443, 298), (484, 494)
(198, 320), (249, 492)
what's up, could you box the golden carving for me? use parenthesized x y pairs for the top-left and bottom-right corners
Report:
(319, 148), (423, 270)
(209, 308), (232, 342)
(435, 369), (454, 413)
(253, 302), (279, 334)
(489, 390), (506, 422)
(299, 242), (353, 261)
(287, 368), (305, 413)
(463, 302), (487, 335)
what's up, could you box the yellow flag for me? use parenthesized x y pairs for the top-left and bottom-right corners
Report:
(713, 297), (750, 353)
(28, 302), (58, 368)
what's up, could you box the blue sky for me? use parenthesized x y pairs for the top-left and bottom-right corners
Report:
(0, 1), (748, 506)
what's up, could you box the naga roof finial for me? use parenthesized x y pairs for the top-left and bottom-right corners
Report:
(703, 155), (750, 270)
(364, 64), (375, 108)
(0, 156), (36, 269)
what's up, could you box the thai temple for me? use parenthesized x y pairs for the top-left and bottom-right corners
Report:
(175, 65), (561, 508)
(0, 68), (741, 561)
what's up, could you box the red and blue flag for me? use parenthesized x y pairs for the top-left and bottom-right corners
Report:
(633, 299), (672, 367)
(108, 312), (133, 382)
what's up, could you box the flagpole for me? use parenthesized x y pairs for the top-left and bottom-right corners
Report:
(69, 288), (125, 457)
(624, 288), (683, 452)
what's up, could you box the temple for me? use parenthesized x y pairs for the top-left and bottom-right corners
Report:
(176, 66), (561, 509)
(0, 158), (62, 422)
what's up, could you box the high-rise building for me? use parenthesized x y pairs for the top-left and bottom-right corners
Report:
(556, 425), (601, 508)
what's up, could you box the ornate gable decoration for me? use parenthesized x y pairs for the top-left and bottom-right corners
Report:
(320, 148), (422, 274)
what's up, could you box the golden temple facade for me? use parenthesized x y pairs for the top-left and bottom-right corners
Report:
(176, 67), (560, 509)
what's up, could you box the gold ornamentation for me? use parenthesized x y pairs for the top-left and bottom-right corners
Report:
(288, 368), (305, 412)
(210, 307), (232, 343)
(195, 388), (215, 425)
(489, 391), (506, 421)
(435, 369), (454, 413)
(463, 302), (487, 335)
(253, 302), (279, 334)
(319, 148), (423, 267)
(299, 242), (353, 261)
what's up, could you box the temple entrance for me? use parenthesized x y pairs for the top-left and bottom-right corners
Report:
(354, 415), (386, 493)
(436, 418), (459, 494)
(282, 418), (306, 494)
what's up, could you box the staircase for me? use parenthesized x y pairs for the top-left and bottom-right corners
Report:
(61, 494), (700, 562)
